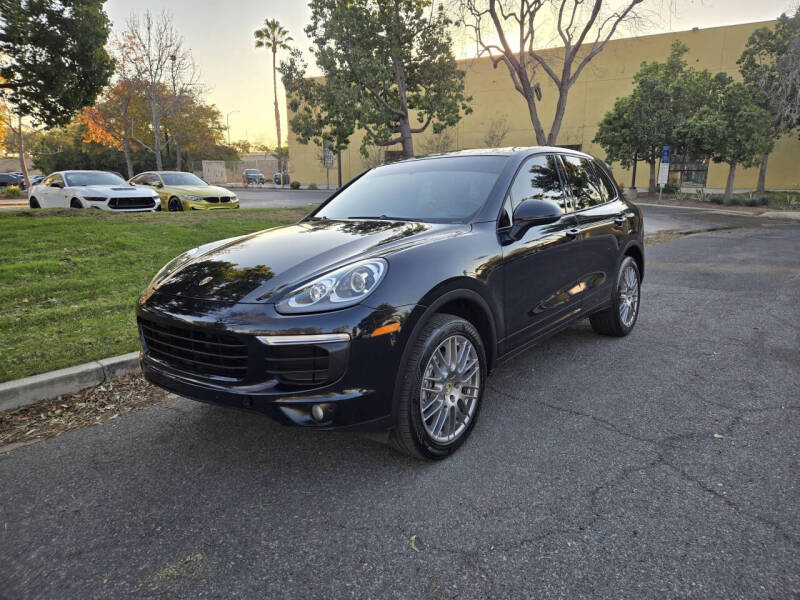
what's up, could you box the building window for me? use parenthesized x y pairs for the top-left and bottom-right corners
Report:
(668, 148), (709, 187)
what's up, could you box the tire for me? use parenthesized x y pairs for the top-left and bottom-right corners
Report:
(70, 198), (83, 209)
(590, 256), (641, 337)
(29, 197), (40, 209)
(168, 197), (183, 212)
(390, 314), (487, 460)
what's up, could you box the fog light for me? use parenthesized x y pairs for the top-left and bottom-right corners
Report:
(311, 404), (325, 422)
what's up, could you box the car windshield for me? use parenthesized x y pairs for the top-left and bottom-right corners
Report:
(313, 156), (508, 223)
(64, 172), (126, 186)
(161, 172), (207, 186)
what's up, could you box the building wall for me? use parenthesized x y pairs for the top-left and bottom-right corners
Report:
(288, 20), (799, 191)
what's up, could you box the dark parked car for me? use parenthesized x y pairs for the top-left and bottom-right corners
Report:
(138, 147), (644, 459)
(0, 173), (25, 188)
(273, 171), (288, 185)
(243, 168), (266, 185)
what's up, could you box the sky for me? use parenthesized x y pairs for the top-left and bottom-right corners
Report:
(104, 0), (797, 147)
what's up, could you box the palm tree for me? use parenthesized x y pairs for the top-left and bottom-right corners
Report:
(254, 19), (292, 182)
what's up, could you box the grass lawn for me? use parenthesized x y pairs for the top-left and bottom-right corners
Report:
(0, 207), (309, 383)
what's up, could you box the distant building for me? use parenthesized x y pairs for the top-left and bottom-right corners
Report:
(288, 20), (799, 191)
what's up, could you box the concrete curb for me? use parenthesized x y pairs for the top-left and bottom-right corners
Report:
(0, 352), (141, 413)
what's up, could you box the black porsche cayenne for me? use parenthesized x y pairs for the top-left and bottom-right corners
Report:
(138, 147), (644, 459)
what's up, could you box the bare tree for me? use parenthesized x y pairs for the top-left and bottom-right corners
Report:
(457, 0), (645, 145)
(483, 114), (510, 146)
(420, 129), (456, 154)
(124, 11), (197, 170)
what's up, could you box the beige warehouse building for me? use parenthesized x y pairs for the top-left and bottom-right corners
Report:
(288, 20), (799, 191)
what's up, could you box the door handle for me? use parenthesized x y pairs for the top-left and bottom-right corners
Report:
(565, 227), (581, 239)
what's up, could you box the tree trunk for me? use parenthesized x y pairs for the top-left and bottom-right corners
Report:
(17, 115), (30, 188)
(175, 135), (182, 171)
(631, 154), (637, 189)
(150, 89), (163, 170)
(546, 85), (570, 145)
(392, 57), (414, 158)
(523, 83), (547, 145)
(724, 161), (737, 204)
(648, 159), (656, 194)
(123, 129), (134, 179)
(272, 48), (283, 184)
(756, 153), (768, 193)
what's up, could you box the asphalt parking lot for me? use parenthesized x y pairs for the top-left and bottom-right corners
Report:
(236, 186), (331, 210)
(1, 207), (798, 599)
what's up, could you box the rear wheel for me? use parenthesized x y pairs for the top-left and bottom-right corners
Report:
(168, 197), (183, 212)
(29, 197), (40, 209)
(70, 198), (83, 209)
(590, 256), (641, 337)
(390, 314), (486, 460)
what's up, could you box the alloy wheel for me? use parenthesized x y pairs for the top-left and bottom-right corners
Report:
(419, 334), (481, 445)
(618, 264), (639, 328)
(168, 197), (183, 212)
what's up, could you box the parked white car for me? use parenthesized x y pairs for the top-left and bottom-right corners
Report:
(28, 170), (161, 212)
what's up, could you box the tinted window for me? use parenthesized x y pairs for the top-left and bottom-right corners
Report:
(593, 162), (618, 202)
(314, 156), (507, 223)
(161, 172), (206, 186)
(130, 174), (147, 184)
(560, 155), (605, 210)
(508, 154), (567, 214)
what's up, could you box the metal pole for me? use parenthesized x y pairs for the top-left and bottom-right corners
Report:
(337, 150), (342, 188)
(226, 110), (239, 145)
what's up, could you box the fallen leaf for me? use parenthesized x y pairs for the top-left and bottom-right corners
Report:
(713, 433), (724, 439)
(410, 535), (421, 553)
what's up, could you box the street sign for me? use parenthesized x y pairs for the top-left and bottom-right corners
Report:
(657, 146), (670, 186)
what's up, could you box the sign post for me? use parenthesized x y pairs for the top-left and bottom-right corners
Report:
(657, 146), (671, 201)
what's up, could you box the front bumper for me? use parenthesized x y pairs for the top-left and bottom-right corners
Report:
(137, 296), (415, 430)
(186, 198), (239, 210)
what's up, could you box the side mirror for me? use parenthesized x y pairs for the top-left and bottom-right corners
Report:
(509, 198), (563, 240)
(154, 181), (163, 188)
(50, 182), (62, 189)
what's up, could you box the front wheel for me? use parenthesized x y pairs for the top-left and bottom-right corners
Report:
(390, 314), (486, 460)
(29, 197), (40, 209)
(168, 197), (183, 212)
(590, 256), (641, 337)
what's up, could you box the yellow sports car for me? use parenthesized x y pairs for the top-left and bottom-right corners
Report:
(129, 171), (239, 211)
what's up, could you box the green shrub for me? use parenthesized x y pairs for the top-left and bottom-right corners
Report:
(661, 181), (680, 194)
(2, 185), (22, 199)
(707, 193), (724, 204)
(290, 181), (301, 190)
(308, 183), (318, 190)
(744, 195), (769, 207)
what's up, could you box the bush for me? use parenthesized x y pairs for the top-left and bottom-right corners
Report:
(744, 195), (769, 207)
(290, 181), (301, 190)
(661, 181), (680, 194)
(707, 193), (724, 204)
(2, 185), (22, 199)
(308, 183), (318, 190)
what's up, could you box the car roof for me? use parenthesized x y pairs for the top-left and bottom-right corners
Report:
(375, 146), (595, 168)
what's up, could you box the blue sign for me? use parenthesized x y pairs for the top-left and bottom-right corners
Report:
(661, 146), (671, 164)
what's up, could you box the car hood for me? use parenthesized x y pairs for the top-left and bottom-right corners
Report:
(153, 219), (467, 304)
(71, 184), (158, 196)
(167, 185), (233, 196)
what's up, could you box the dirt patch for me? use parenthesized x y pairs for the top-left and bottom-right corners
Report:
(0, 373), (170, 451)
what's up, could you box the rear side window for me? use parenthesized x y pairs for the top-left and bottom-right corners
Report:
(593, 162), (618, 202)
(508, 154), (568, 214)
(560, 155), (605, 210)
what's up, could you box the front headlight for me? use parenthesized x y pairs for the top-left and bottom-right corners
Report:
(275, 258), (387, 314)
(183, 194), (202, 201)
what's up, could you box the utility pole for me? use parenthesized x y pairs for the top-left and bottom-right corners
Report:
(226, 110), (240, 145)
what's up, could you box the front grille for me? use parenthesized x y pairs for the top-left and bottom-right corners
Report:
(109, 197), (156, 210)
(265, 345), (330, 385)
(205, 197), (219, 203)
(220, 196), (231, 203)
(139, 318), (248, 380)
